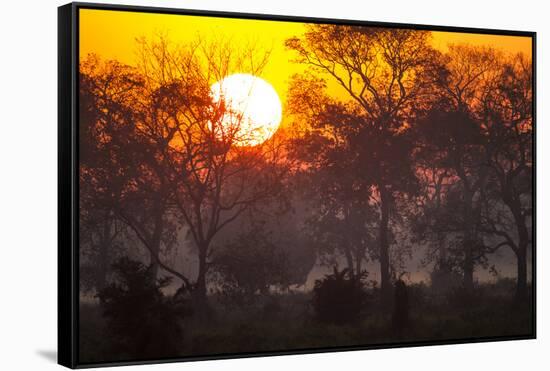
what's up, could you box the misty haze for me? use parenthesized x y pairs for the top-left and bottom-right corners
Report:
(77, 9), (534, 364)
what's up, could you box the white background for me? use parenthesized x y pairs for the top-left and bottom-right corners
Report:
(0, 0), (546, 369)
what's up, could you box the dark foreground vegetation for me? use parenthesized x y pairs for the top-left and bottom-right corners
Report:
(79, 261), (532, 363)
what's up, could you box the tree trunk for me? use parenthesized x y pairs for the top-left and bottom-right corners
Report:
(191, 244), (214, 321)
(96, 214), (112, 291)
(437, 233), (447, 268)
(194, 244), (208, 305)
(149, 245), (160, 281)
(516, 247), (527, 301)
(462, 191), (475, 292)
(504, 195), (529, 301)
(463, 244), (474, 291)
(343, 239), (355, 277)
(148, 208), (164, 281)
(355, 252), (362, 278)
(342, 206), (356, 277)
(96, 242), (109, 291)
(379, 186), (392, 308)
(512, 206), (529, 301)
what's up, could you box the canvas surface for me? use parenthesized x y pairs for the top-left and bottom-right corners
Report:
(76, 6), (534, 365)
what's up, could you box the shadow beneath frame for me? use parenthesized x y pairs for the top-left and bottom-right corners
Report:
(36, 350), (57, 363)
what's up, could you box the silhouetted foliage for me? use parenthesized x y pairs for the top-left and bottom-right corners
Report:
(97, 258), (191, 359)
(445, 285), (483, 311)
(312, 267), (369, 325)
(76, 25), (533, 362)
(286, 26), (445, 306)
(211, 224), (291, 305)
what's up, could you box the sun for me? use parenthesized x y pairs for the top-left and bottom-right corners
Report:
(210, 74), (282, 146)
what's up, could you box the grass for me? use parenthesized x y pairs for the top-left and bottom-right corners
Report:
(78, 282), (533, 363)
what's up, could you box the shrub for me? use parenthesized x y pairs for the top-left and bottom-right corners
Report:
(312, 267), (368, 325)
(211, 226), (290, 305)
(392, 279), (410, 331)
(97, 257), (190, 359)
(445, 285), (483, 311)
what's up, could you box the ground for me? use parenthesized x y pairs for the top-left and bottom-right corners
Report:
(78, 280), (533, 364)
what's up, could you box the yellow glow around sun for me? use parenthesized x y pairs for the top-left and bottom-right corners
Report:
(210, 74), (282, 147)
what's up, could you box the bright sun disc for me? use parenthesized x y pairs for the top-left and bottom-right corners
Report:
(210, 74), (282, 146)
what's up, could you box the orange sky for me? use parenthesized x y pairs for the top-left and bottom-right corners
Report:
(79, 8), (532, 119)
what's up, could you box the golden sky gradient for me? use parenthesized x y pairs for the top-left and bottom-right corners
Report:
(79, 9), (532, 114)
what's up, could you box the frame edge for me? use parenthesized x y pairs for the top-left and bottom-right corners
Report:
(64, 2), (537, 368)
(58, 2), (78, 369)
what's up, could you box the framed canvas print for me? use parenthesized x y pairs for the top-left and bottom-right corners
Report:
(58, 2), (536, 368)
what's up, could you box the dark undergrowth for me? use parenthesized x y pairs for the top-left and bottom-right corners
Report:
(79, 281), (533, 364)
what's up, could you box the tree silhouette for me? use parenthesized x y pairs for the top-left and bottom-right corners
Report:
(211, 222), (291, 299)
(409, 151), (456, 292)
(80, 35), (292, 314)
(414, 45), (504, 292)
(286, 26), (442, 306)
(415, 108), (488, 291)
(79, 54), (186, 290)
(79, 55), (147, 290)
(97, 257), (190, 358)
(480, 53), (533, 300)
(131, 37), (288, 307)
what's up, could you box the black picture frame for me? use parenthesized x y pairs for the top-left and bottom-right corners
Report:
(58, 2), (536, 368)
